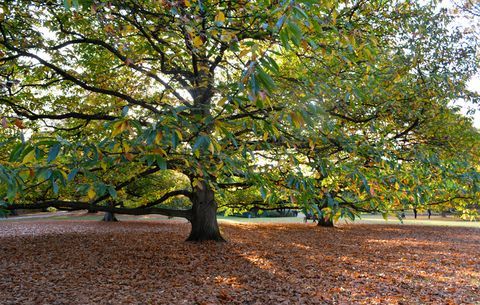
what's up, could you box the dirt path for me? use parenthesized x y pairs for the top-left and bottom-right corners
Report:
(0, 221), (479, 304)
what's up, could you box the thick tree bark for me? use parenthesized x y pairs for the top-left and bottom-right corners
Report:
(102, 211), (118, 222)
(317, 216), (334, 227)
(186, 182), (224, 242)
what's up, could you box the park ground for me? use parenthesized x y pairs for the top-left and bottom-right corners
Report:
(0, 214), (479, 304)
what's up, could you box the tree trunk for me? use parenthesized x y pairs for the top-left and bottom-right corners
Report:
(102, 211), (118, 222)
(317, 216), (334, 227)
(186, 182), (224, 242)
(87, 208), (98, 214)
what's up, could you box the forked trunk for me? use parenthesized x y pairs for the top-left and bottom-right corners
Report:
(186, 183), (224, 242)
(317, 216), (334, 227)
(102, 211), (118, 222)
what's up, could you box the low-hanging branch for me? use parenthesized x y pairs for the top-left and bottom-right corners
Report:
(6, 188), (194, 220)
(0, 98), (118, 121)
(6, 200), (193, 220)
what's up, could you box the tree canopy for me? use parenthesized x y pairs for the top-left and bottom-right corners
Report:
(1, 0), (479, 240)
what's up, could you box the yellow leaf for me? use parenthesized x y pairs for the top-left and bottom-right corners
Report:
(152, 148), (167, 156)
(184, 0), (191, 7)
(217, 97), (228, 107)
(59, 170), (68, 181)
(192, 36), (203, 48)
(174, 129), (183, 141)
(111, 120), (126, 137)
(113, 143), (121, 152)
(104, 24), (114, 33)
(87, 188), (96, 200)
(193, 178), (204, 189)
(22, 150), (35, 164)
(213, 140), (222, 153)
(123, 25), (135, 33)
(154, 131), (163, 144)
(215, 11), (225, 23)
(239, 48), (250, 58)
(290, 112), (305, 128)
(208, 141), (215, 154)
(394, 73), (402, 83)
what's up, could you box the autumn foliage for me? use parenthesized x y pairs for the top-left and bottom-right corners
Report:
(1, 220), (479, 304)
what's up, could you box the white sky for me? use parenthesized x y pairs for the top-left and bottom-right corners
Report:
(442, 0), (480, 128)
(459, 77), (480, 128)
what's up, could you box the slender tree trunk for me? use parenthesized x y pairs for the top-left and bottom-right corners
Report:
(316, 202), (334, 227)
(186, 182), (224, 242)
(87, 208), (98, 214)
(317, 216), (334, 227)
(102, 211), (118, 222)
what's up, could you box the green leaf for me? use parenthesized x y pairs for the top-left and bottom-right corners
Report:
(52, 180), (59, 194)
(9, 143), (24, 162)
(108, 186), (117, 199)
(47, 144), (61, 163)
(192, 135), (210, 153)
(156, 156), (167, 170)
(260, 186), (267, 200)
(287, 21), (303, 45)
(279, 30), (290, 50)
(257, 68), (276, 93)
(275, 15), (286, 29)
(68, 168), (79, 181)
(121, 106), (129, 117)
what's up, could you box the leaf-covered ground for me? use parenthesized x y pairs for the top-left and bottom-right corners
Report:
(0, 220), (479, 304)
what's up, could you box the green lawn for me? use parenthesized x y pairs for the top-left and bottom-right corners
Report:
(218, 214), (480, 228)
(2, 211), (479, 228)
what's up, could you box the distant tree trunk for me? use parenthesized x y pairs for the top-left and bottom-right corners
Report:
(317, 216), (334, 227)
(441, 210), (447, 217)
(87, 208), (98, 213)
(413, 208), (417, 219)
(316, 201), (334, 227)
(427, 209), (432, 219)
(102, 211), (118, 222)
(186, 182), (224, 242)
(9, 209), (18, 216)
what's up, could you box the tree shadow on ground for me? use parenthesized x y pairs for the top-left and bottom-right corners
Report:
(0, 221), (478, 304)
